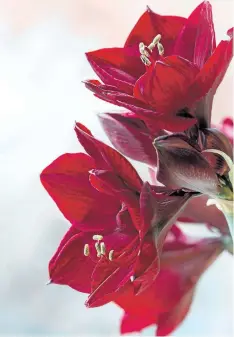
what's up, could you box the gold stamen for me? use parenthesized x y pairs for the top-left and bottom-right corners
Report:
(100, 242), (106, 255)
(108, 250), (114, 261)
(93, 234), (103, 241)
(84, 244), (90, 256)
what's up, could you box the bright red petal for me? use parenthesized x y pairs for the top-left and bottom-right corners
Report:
(40, 153), (119, 231)
(134, 56), (199, 114)
(49, 231), (96, 293)
(75, 122), (143, 192)
(174, 1), (216, 68)
(187, 28), (233, 105)
(125, 7), (186, 57)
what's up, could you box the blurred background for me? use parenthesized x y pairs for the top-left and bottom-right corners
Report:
(0, 0), (233, 335)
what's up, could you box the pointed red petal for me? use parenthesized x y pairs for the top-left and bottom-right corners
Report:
(174, 1), (216, 68)
(75, 122), (143, 192)
(125, 8), (185, 57)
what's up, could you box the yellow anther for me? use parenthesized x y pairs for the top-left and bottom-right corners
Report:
(100, 242), (106, 255)
(84, 244), (90, 257)
(93, 234), (103, 241)
(95, 242), (101, 257)
(108, 250), (114, 261)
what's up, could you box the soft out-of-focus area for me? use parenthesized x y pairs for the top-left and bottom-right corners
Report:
(0, 0), (233, 335)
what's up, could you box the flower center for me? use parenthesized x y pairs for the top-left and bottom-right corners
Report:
(83, 234), (114, 261)
(139, 34), (164, 66)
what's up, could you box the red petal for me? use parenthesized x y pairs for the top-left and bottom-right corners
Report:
(187, 28), (233, 104)
(156, 288), (195, 336)
(98, 113), (158, 166)
(86, 48), (136, 94)
(86, 46), (145, 80)
(40, 153), (119, 231)
(174, 1), (216, 68)
(87, 237), (139, 307)
(49, 231), (96, 293)
(120, 312), (155, 334)
(125, 7), (186, 57)
(134, 56), (199, 114)
(75, 122), (143, 192)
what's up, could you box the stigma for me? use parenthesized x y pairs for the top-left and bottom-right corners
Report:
(139, 34), (164, 66)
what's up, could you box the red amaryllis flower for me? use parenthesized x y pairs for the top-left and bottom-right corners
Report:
(40, 123), (193, 306)
(115, 230), (224, 336)
(100, 111), (233, 234)
(85, 1), (233, 132)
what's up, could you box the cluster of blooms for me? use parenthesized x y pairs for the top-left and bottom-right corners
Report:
(41, 2), (233, 335)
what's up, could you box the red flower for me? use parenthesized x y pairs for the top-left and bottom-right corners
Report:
(40, 123), (193, 306)
(85, 2), (233, 132)
(115, 231), (224, 336)
(99, 110), (233, 234)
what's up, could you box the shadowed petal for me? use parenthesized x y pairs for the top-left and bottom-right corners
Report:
(98, 112), (158, 166)
(154, 134), (221, 196)
(201, 128), (233, 175)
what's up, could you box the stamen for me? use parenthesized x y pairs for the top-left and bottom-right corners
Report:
(100, 242), (106, 255)
(157, 43), (164, 56)
(152, 34), (161, 45)
(130, 275), (135, 282)
(84, 244), (90, 256)
(139, 34), (164, 66)
(140, 54), (151, 66)
(93, 234), (103, 241)
(95, 242), (101, 257)
(108, 250), (114, 261)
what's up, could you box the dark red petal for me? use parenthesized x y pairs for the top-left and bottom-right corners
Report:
(140, 183), (192, 252)
(187, 28), (233, 104)
(40, 153), (119, 231)
(179, 194), (229, 235)
(201, 128), (233, 175)
(156, 288), (195, 336)
(125, 7), (186, 57)
(174, 1), (216, 68)
(49, 231), (96, 293)
(75, 122), (143, 192)
(154, 134), (221, 196)
(98, 112), (157, 166)
(134, 56), (199, 114)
